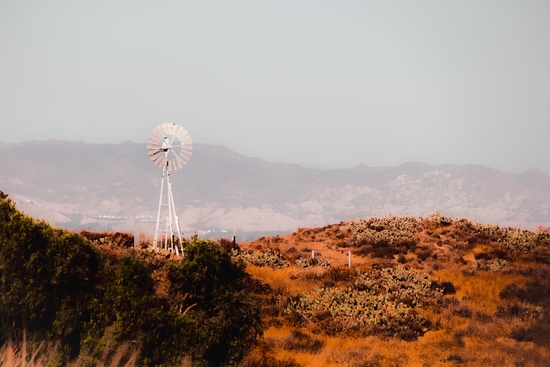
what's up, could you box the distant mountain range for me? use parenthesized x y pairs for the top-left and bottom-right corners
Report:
(1, 140), (549, 238)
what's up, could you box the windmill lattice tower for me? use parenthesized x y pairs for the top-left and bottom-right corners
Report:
(147, 123), (192, 254)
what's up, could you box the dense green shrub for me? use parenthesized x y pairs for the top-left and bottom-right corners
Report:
(110, 256), (156, 340)
(0, 194), (263, 367)
(168, 239), (263, 367)
(0, 195), (109, 360)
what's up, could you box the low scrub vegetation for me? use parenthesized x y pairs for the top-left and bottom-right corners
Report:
(2, 188), (550, 366)
(242, 212), (550, 366)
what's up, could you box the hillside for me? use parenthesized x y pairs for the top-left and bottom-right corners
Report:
(2, 189), (550, 366)
(1, 140), (550, 236)
(237, 213), (550, 366)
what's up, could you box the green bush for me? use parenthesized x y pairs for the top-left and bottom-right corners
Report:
(168, 239), (263, 367)
(0, 195), (109, 360)
(110, 256), (156, 340)
(0, 195), (263, 367)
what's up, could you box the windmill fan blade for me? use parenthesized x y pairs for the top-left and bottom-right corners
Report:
(150, 134), (163, 148)
(147, 137), (160, 146)
(147, 145), (160, 153)
(147, 129), (160, 140)
(161, 122), (174, 135)
(168, 123), (178, 136)
(148, 129), (162, 141)
(151, 125), (164, 138)
(179, 148), (192, 156)
(152, 153), (164, 164)
(153, 125), (167, 140)
(180, 157), (189, 166)
(171, 158), (183, 170)
(158, 157), (168, 168)
(180, 151), (192, 159)
(179, 150), (192, 159)
(175, 127), (188, 143)
(172, 124), (184, 137)
(178, 153), (191, 163)
(174, 153), (187, 164)
(180, 146), (192, 155)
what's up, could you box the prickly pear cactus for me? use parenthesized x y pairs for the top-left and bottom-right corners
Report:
(232, 248), (291, 269)
(294, 256), (331, 269)
(286, 266), (440, 337)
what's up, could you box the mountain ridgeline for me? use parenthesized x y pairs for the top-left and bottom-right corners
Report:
(0, 140), (549, 234)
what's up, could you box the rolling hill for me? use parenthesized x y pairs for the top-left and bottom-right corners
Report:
(1, 140), (549, 239)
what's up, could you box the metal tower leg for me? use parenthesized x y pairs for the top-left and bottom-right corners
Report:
(153, 169), (167, 250)
(167, 174), (183, 256)
(167, 172), (174, 251)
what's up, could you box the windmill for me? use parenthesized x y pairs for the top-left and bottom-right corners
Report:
(147, 123), (192, 254)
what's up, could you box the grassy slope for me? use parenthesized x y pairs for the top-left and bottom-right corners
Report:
(239, 215), (550, 367)
(2, 212), (550, 367)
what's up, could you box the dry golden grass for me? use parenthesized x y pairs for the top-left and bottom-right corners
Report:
(0, 342), (190, 367)
(242, 217), (550, 367)
(247, 265), (318, 294)
(0, 327), (148, 367)
(250, 311), (550, 366)
(434, 265), (527, 314)
(0, 341), (46, 367)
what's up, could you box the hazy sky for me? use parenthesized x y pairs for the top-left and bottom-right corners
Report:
(1, 1), (549, 173)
